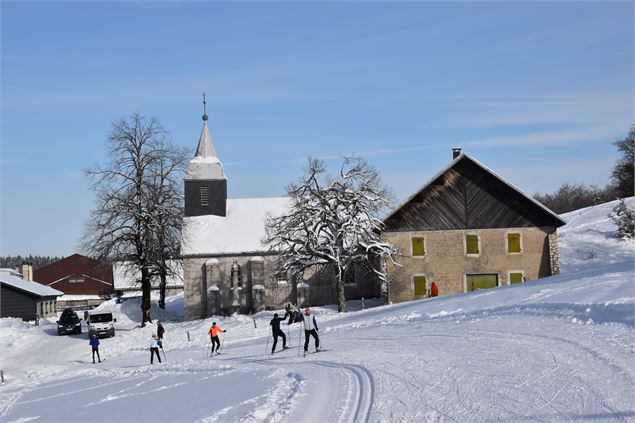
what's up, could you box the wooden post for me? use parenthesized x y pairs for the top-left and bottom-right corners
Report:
(187, 331), (190, 342)
(1, 370), (4, 383)
(253, 317), (257, 329)
(361, 297), (365, 310)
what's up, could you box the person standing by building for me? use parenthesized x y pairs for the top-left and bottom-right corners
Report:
(208, 322), (226, 355)
(89, 334), (101, 363)
(270, 312), (289, 354)
(430, 281), (439, 297)
(300, 308), (320, 356)
(150, 334), (162, 364)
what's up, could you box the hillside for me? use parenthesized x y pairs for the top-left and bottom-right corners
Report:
(0, 199), (633, 422)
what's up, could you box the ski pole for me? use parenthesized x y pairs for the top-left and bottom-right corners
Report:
(161, 346), (167, 362)
(297, 326), (302, 357)
(265, 329), (271, 355)
(220, 332), (226, 353)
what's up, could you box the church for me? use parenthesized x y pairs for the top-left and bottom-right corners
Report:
(181, 112), (379, 320)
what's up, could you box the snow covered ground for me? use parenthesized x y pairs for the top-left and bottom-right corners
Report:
(1, 199), (633, 422)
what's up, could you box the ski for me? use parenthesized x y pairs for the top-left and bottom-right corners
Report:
(272, 346), (296, 355)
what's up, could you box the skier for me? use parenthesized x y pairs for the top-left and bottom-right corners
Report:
(299, 307), (320, 356)
(208, 322), (226, 355)
(430, 281), (439, 297)
(270, 312), (289, 354)
(285, 303), (301, 325)
(89, 334), (101, 363)
(150, 334), (162, 364)
(157, 320), (165, 340)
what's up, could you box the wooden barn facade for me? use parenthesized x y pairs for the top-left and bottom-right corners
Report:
(382, 150), (566, 303)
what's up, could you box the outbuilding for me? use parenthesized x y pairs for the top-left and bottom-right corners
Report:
(0, 268), (63, 321)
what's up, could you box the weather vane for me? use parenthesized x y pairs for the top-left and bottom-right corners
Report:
(202, 92), (208, 121)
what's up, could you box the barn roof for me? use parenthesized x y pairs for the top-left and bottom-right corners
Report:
(182, 197), (290, 256)
(383, 153), (566, 230)
(0, 269), (63, 298)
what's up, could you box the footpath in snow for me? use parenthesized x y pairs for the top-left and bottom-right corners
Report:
(0, 199), (633, 422)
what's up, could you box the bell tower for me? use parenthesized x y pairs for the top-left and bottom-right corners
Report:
(184, 94), (227, 217)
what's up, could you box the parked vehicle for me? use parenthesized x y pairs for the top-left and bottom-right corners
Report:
(86, 310), (116, 338)
(57, 308), (82, 335)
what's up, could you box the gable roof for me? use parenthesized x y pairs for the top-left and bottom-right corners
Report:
(182, 197), (290, 256)
(383, 153), (566, 231)
(0, 269), (63, 298)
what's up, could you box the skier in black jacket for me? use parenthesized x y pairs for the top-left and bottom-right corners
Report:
(270, 312), (289, 354)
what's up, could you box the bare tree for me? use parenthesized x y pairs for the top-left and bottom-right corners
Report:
(611, 125), (634, 198)
(83, 113), (187, 325)
(264, 156), (399, 312)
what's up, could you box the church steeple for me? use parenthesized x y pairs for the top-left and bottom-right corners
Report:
(184, 94), (228, 217)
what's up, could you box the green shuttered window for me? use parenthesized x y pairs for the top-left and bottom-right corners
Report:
(414, 275), (427, 297)
(412, 237), (425, 256)
(509, 272), (524, 284)
(466, 234), (479, 255)
(507, 233), (521, 253)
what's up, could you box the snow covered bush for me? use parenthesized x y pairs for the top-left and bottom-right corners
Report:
(609, 199), (634, 239)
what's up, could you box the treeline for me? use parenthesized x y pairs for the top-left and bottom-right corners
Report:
(533, 184), (620, 214)
(533, 126), (634, 214)
(0, 255), (63, 270)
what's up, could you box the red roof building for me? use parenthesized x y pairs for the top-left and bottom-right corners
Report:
(34, 254), (114, 296)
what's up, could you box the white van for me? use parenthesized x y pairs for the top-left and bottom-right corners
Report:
(87, 310), (116, 338)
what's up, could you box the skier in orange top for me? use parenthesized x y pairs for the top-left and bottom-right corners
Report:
(208, 322), (226, 355)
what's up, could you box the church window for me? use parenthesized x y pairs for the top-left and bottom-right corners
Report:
(201, 186), (209, 206)
(230, 261), (242, 288)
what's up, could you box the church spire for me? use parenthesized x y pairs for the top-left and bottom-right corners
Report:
(194, 92), (218, 159)
(184, 94), (227, 217)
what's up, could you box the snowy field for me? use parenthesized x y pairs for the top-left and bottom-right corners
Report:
(1, 199), (633, 422)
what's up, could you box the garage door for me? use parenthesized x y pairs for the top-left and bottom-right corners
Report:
(466, 274), (498, 292)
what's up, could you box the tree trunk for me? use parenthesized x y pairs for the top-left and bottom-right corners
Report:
(140, 266), (153, 326)
(336, 265), (347, 313)
(158, 269), (167, 309)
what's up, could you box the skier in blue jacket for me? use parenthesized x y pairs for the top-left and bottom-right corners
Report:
(89, 334), (101, 363)
(299, 307), (320, 356)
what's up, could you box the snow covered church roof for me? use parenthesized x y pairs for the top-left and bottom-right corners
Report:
(182, 197), (291, 256)
(0, 269), (63, 297)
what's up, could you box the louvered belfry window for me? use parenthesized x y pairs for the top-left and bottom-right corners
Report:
(200, 186), (209, 206)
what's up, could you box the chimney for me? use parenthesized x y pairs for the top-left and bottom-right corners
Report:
(21, 261), (33, 281)
(452, 148), (462, 160)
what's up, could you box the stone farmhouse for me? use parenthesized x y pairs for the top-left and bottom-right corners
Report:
(381, 149), (566, 303)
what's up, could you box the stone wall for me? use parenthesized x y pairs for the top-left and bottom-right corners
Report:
(382, 226), (557, 303)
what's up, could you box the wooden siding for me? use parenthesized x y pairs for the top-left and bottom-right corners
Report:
(384, 157), (563, 232)
(1, 284), (37, 320)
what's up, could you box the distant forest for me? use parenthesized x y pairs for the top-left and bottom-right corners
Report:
(533, 126), (634, 214)
(0, 255), (63, 270)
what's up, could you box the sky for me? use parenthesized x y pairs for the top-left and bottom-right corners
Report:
(1, 1), (633, 257)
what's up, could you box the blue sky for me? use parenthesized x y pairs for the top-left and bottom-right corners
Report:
(1, 1), (633, 256)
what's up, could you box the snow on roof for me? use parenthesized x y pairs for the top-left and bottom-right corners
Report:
(185, 121), (226, 180)
(0, 270), (63, 297)
(182, 197), (291, 256)
(113, 261), (184, 290)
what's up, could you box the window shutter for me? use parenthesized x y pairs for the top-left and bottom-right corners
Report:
(466, 235), (479, 255)
(412, 237), (425, 256)
(507, 233), (521, 253)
